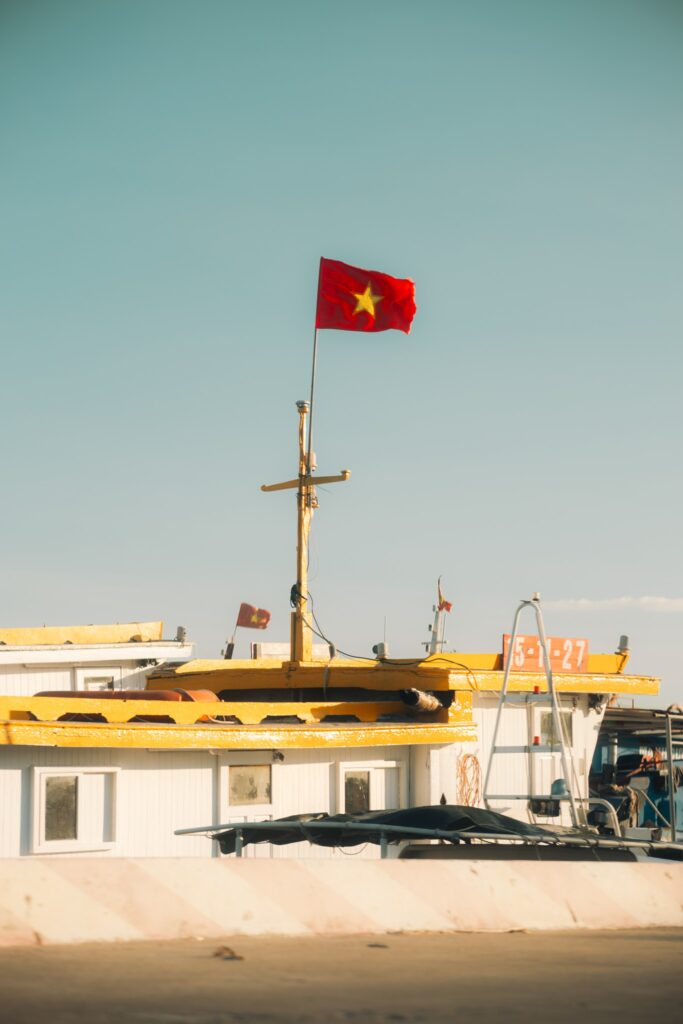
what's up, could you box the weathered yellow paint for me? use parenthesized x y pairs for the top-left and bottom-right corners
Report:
(148, 659), (454, 692)
(0, 694), (473, 728)
(436, 651), (632, 675)
(162, 651), (630, 675)
(0, 622), (164, 646)
(588, 652), (630, 674)
(466, 673), (659, 695)
(0, 689), (476, 749)
(147, 655), (658, 696)
(448, 692), (474, 722)
(0, 718), (476, 750)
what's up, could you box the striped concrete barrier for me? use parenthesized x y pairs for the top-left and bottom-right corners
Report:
(0, 859), (681, 946)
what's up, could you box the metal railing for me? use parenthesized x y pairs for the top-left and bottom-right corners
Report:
(175, 818), (681, 859)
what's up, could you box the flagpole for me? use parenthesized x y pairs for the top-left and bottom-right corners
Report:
(306, 327), (318, 473)
(224, 613), (240, 660)
(307, 260), (322, 472)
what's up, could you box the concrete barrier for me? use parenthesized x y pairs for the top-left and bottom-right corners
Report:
(1, 858), (682, 946)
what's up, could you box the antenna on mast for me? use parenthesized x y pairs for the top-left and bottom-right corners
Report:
(423, 576), (452, 655)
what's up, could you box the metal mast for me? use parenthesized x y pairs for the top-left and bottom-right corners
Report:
(261, 400), (350, 664)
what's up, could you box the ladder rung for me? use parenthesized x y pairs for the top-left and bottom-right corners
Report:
(501, 693), (553, 704)
(492, 744), (555, 754)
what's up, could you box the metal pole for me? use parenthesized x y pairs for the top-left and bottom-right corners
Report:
(427, 607), (443, 655)
(483, 600), (525, 803)
(665, 713), (677, 841)
(292, 401), (313, 663)
(533, 598), (583, 829)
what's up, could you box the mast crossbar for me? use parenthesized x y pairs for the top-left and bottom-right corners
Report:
(261, 471), (349, 493)
(261, 401), (350, 664)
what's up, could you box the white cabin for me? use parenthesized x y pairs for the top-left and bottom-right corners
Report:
(0, 621), (193, 696)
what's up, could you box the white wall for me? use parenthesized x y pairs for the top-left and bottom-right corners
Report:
(0, 640), (194, 695)
(0, 745), (413, 860)
(0, 666), (73, 695)
(0, 661), (161, 695)
(216, 746), (410, 860)
(465, 693), (606, 827)
(0, 747), (215, 858)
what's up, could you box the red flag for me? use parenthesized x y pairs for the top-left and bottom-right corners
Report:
(437, 578), (452, 613)
(236, 603), (271, 629)
(316, 258), (416, 334)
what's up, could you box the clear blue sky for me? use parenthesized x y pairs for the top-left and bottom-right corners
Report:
(1, 1), (681, 702)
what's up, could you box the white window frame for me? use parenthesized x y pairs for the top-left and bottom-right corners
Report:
(31, 767), (119, 854)
(536, 707), (575, 748)
(217, 754), (276, 858)
(336, 759), (406, 815)
(73, 667), (123, 692)
(219, 753), (276, 818)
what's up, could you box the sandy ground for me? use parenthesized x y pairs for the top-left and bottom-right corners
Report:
(0, 929), (681, 1024)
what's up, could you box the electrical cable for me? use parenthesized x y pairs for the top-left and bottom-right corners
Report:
(298, 589), (486, 689)
(457, 753), (481, 807)
(336, 843), (369, 856)
(304, 589), (374, 661)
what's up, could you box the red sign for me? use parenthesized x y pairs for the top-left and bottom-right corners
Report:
(502, 634), (589, 673)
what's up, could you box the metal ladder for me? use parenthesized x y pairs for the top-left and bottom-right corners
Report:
(482, 594), (585, 828)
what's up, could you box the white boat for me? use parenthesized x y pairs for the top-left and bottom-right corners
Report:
(0, 401), (673, 861)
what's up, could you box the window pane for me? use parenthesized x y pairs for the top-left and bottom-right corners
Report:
(345, 770), (370, 814)
(382, 767), (400, 810)
(83, 677), (115, 691)
(541, 711), (573, 747)
(229, 765), (271, 806)
(45, 776), (78, 840)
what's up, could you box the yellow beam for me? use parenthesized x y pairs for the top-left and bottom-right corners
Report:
(146, 658), (658, 696)
(0, 719), (477, 750)
(0, 621), (164, 646)
(0, 695), (473, 727)
(162, 651), (630, 675)
(148, 658), (462, 692)
(428, 652), (633, 674)
(468, 673), (659, 695)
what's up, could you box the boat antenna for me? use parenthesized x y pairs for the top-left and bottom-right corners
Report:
(424, 576), (451, 654)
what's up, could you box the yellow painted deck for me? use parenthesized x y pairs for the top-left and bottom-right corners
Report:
(0, 653), (658, 749)
(145, 651), (656, 697)
(0, 693), (476, 749)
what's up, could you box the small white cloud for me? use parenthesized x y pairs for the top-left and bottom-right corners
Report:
(544, 596), (683, 612)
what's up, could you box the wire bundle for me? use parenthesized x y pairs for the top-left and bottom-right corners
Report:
(457, 753), (482, 807)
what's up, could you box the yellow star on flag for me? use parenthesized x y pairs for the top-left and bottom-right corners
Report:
(352, 282), (383, 317)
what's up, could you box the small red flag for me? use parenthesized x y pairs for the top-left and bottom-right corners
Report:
(236, 603), (271, 629)
(316, 258), (416, 334)
(437, 578), (452, 613)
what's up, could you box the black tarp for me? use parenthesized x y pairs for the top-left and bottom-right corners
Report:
(213, 804), (557, 855)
